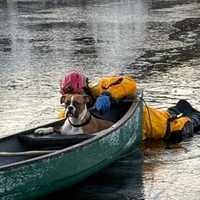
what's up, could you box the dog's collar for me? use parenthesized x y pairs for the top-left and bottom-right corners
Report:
(68, 113), (92, 127)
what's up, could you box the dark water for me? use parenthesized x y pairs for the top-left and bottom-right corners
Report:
(0, 0), (200, 199)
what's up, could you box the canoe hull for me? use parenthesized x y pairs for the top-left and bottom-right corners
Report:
(0, 96), (143, 200)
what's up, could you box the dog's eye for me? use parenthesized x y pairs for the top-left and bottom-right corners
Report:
(65, 100), (71, 107)
(73, 101), (80, 107)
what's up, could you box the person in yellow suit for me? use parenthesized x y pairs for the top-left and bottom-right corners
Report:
(59, 71), (200, 142)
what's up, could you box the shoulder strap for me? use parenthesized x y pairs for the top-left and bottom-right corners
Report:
(102, 78), (123, 89)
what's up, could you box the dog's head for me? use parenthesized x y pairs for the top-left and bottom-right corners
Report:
(62, 94), (91, 118)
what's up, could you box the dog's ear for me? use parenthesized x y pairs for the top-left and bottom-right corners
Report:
(83, 95), (92, 105)
(60, 96), (65, 104)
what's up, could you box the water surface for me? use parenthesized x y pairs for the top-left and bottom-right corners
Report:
(0, 0), (200, 199)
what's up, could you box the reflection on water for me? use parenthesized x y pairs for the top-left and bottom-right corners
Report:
(41, 151), (144, 200)
(0, 0), (200, 199)
(0, 0), (148, 135)
(88, 0), (147, 71)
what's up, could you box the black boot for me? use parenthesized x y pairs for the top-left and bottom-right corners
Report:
(168, 99), (199, 117)
(190, 113), (200, 133)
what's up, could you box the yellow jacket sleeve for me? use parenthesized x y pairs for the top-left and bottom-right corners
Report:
(88, 76), (137, 100)
(143, 106), (170, 140)
(143, 106), (191, 140)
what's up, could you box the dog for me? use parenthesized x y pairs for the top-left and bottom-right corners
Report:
(34, 94), (113, 135)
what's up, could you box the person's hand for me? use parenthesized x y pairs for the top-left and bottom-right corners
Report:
(95, 92), (111, 113)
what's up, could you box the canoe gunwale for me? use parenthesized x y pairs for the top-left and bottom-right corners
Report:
(0, 94), (143, 171)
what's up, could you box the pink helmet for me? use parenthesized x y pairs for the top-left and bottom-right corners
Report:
(60, 71), (87, 95)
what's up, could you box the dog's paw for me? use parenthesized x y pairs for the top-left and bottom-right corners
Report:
(34, 127), (54, 135)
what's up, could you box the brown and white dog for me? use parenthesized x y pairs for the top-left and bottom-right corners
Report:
(34, 94), (113, 135)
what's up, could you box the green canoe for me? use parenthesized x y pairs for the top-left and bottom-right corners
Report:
(0, 92), (143, 200)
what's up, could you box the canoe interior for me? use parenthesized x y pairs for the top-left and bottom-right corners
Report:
(0, 100), (133, 167)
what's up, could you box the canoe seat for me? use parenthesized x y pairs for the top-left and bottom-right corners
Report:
(18, 133), (95, 150)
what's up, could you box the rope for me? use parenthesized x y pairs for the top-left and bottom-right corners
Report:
(139, 96), (153, 138)
(139, 95), (154, 199)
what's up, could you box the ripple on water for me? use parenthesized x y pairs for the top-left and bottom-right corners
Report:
(1, 0), (200, 199)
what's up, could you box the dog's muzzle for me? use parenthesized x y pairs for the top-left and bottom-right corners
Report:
(66, 105), (76, 117)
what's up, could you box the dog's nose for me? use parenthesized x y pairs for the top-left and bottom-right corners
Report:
(67, 105), (74, 113)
